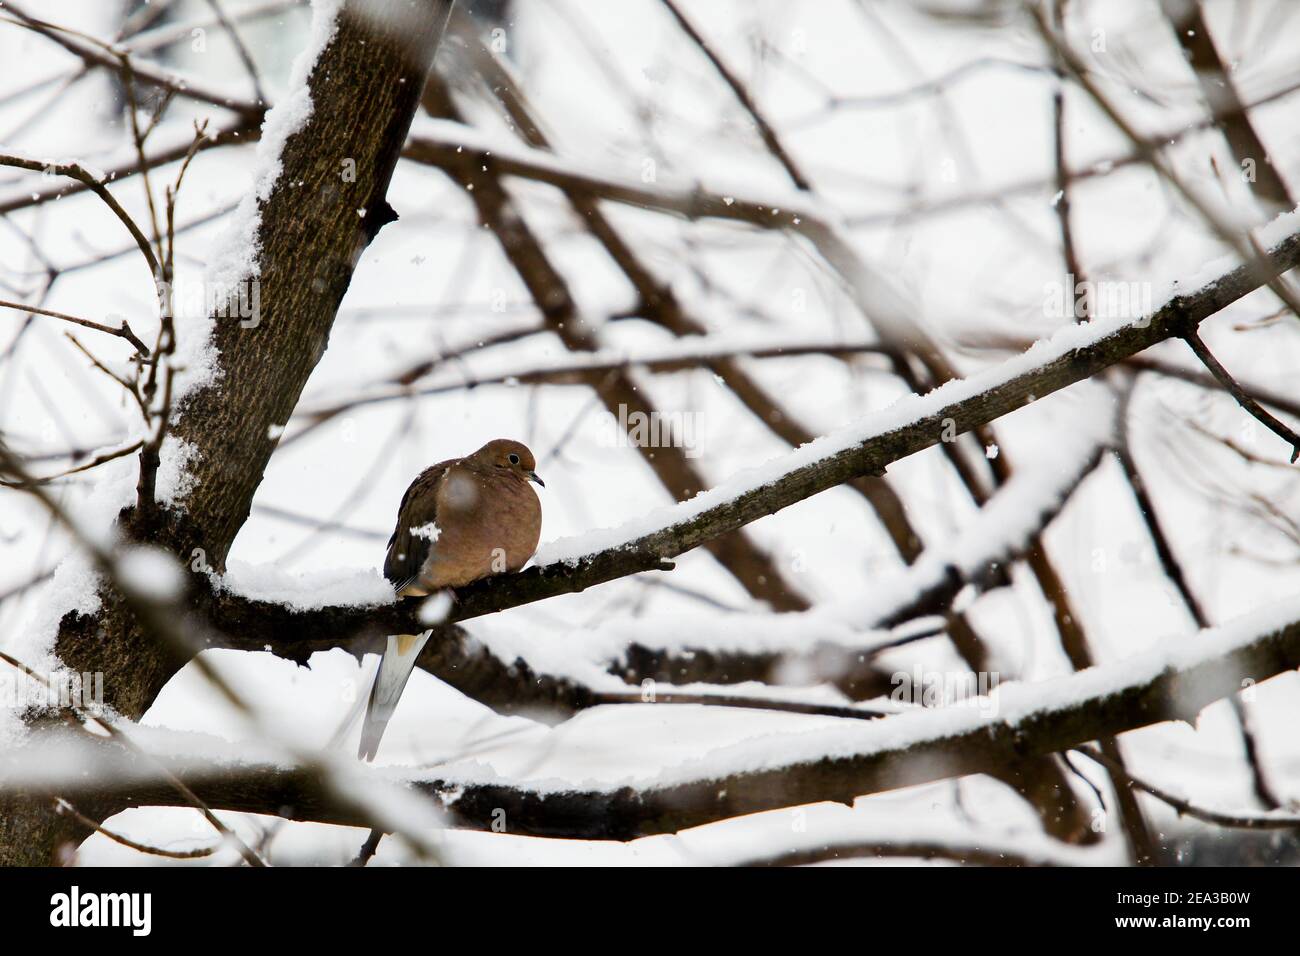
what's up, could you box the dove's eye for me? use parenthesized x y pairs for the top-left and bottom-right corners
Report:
(508, 453), (520, 465)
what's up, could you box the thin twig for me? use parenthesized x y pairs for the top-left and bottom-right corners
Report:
(203, 0), (267, 105)
(52, 798), (218, 859)
(118, 57), (165, 268)
(0, 440), (143, 488)
(590, 690), (893, 720)
(1074, 744), (1300, 829)
(0, 154), (161, 281)
(1185, 417), (1296, 470)
(0, 297), (150, 357)
(1182, 327), (1300, 462)
(659, 0), (811, 190)
(64, 333), (148, 418)
(0, 3), (263, 118)
(0, 121), (250, 217)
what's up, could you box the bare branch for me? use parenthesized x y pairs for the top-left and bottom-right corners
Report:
(0, 297), (150, 357)
(0, 154), (161, 283)
(1073, 744), (1300, 830)
(1182, 328), (1300, 462)
(52, 798), (218, 860)
(0, 2), (263, 119)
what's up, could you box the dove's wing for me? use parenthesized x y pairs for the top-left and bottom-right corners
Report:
(383, 460), (453, 596)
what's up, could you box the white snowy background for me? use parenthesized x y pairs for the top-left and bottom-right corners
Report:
(1, 0), (1298, 865)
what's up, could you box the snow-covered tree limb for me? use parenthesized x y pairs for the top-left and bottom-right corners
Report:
(201, 228), (1300, 650)
(15, 596), (1300, 841)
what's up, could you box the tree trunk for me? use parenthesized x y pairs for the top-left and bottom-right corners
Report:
(0, 0), (453, 867)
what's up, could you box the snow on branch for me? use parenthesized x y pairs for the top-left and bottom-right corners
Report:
(580, 427), (1108, 694)
(202, 227), (1300, 648)
(16, 595), (1300, 839)
(852, 419), (1111, 629)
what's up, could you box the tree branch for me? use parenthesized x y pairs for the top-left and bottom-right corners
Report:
(203, 229), (1300, 647)
(27, 599), (1300, 840)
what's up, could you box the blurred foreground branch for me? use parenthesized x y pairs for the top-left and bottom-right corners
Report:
(13, 599), (1300, 841)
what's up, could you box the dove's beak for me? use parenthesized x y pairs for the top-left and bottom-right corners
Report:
(529, 471), (545, 487)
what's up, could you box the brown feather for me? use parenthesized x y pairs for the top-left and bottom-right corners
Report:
(384, 440), (542, 597)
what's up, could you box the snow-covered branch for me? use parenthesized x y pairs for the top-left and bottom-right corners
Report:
(16, 595), (1300, 840)
(591, 431), (1107, 694)
(204, 227), (1300, 649)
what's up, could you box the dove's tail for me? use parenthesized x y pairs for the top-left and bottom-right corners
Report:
(358, 632), (431, 761)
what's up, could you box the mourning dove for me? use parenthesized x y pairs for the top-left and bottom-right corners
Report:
(358, 439), (544, 759)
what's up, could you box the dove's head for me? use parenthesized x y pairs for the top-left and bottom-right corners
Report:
(471, 438), (544, 487)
